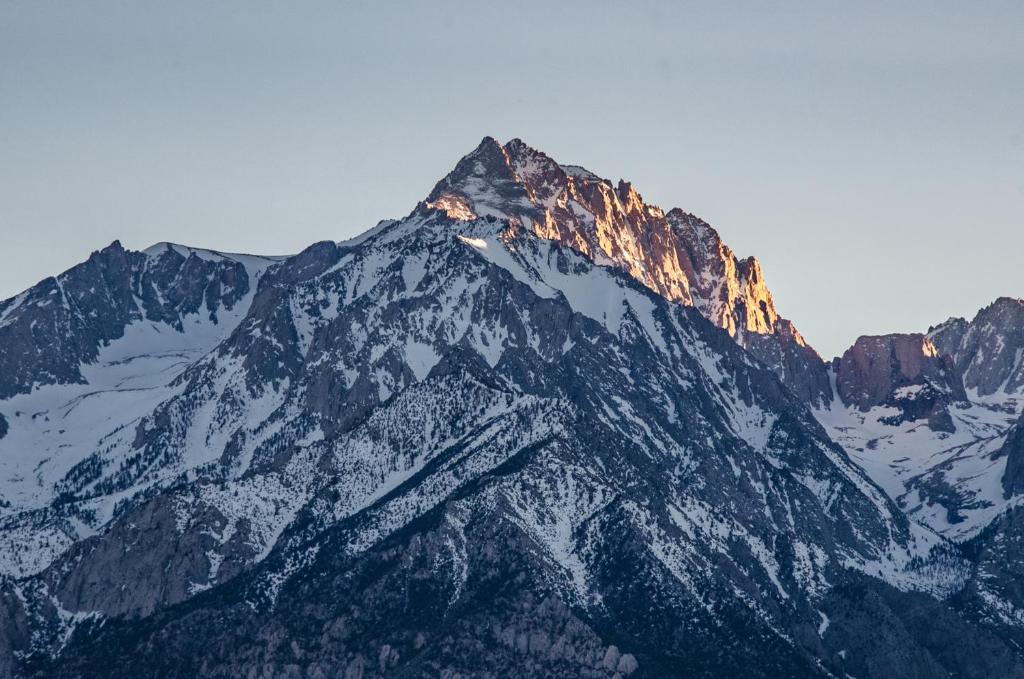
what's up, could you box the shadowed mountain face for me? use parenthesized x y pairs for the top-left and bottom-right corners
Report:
(1000, 415), (1024, 499)
(929, 297), (1024, 398)
(833, 333), (966, 432)
(0, 242), (272, 400)
(1, 139), (1024, 678)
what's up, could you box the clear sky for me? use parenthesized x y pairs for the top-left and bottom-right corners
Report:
(1, 1), (1021, 358)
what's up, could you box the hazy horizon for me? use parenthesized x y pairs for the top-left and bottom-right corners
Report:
(2, 1), (1021, 358)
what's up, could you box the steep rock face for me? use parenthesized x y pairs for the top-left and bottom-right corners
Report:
(827, 300), (1024, 536)
(746, 319), (833, 405)
(818, 309), (1024, 542)
(834, 334), (966, 431)
(928, 316), (970, 358)
(928, 298), (1024, 398)
(1001, 415), (1024, 499)
(423, 137), (831, 405)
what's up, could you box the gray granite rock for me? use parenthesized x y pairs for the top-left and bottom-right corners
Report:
(835, 333), (966, 431)
(929, 298), (1024, 397)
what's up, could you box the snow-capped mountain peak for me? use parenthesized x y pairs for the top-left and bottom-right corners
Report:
(422, 137), (833, 406)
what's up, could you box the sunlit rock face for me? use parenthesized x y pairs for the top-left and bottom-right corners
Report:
(929, 297), (1024, 398)
(834, 333), (966, 431)
(423, 137), (831, 405)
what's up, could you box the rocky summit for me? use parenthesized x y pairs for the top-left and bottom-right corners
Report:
(1, 138), (1024, 678)
(833, 333), (966, 432)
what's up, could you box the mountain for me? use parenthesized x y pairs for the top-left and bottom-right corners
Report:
(423, 137), (832, 407)
(0, 241), (280, 401)
(811, 297), (1024, 651)
(929, 297), (1024, 399)
(0, 243), (283, 575)
(816, 298), (1024, 538)
(1, 138), (1023, 678)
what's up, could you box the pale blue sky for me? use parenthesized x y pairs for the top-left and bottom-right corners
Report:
(1, 1), (1021, 357)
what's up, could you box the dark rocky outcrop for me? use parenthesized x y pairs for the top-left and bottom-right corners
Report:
(0, 241), (255, 399)
(835, 333), (966, 431)
(822, 574), (1024, 679)
(953, 507), (1024, 653)
(1002, 415), (1024, 499)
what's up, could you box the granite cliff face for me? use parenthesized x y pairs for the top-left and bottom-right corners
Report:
(833, 333), (966, 432)
(3, 138), (1024, 678)
(817, 317), (1024, 536)
(424, 137), (832, 406)
(815, 301), (1024, 640)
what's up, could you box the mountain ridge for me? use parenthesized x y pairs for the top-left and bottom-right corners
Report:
(1, 137), (1023, 677)
(421, 136), (833, 406)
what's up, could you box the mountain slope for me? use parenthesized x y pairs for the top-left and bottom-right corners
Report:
(0, 243), (282, 577)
